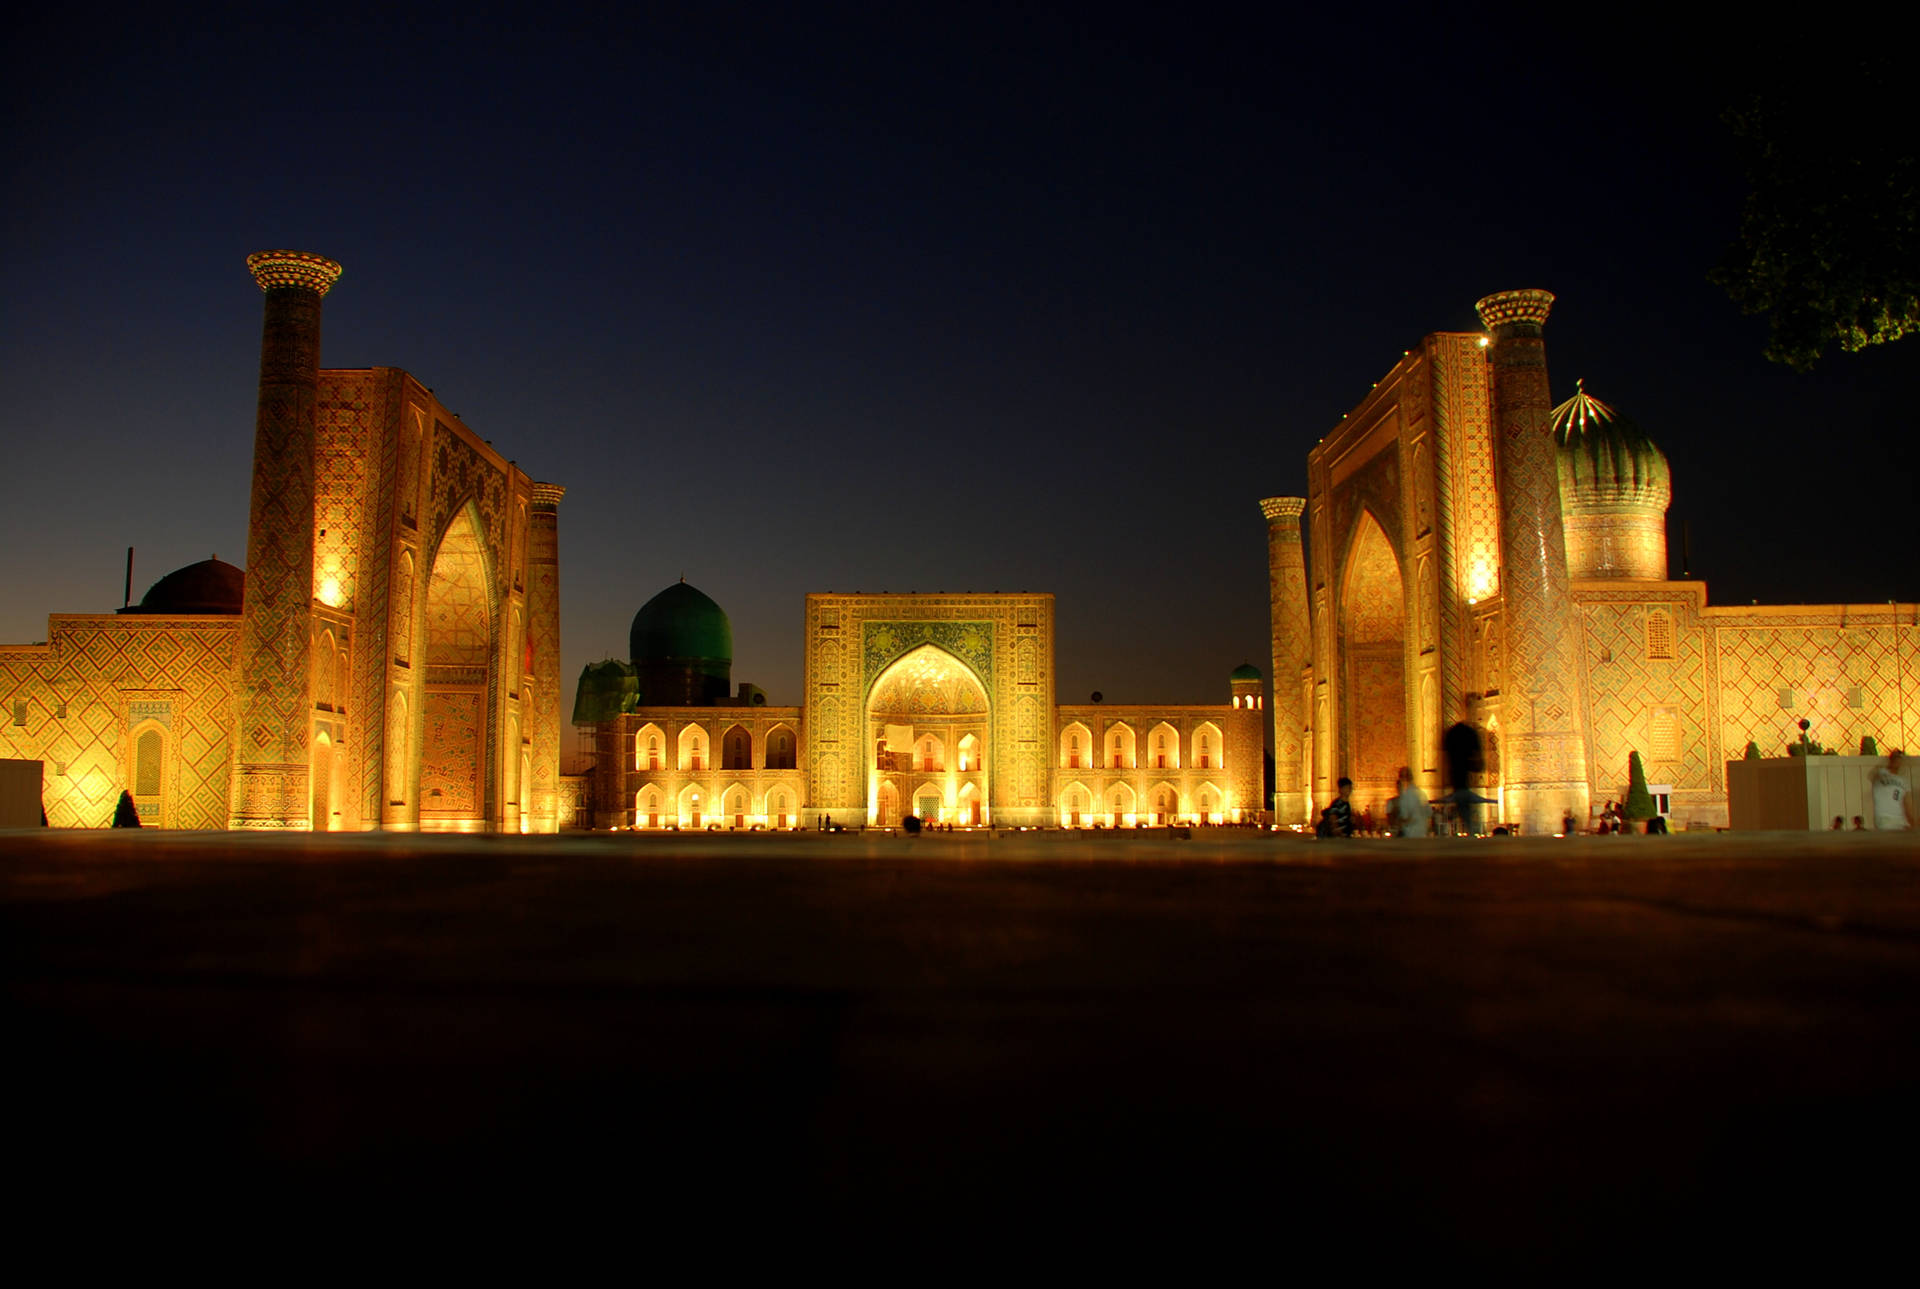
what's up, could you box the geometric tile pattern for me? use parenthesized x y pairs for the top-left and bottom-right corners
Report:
(231, 276), (331, 828)
(1712, 608), (1918, 762)
(0, 616), (239, 828)
(527, 484), (564, 831)
(1259, 496), (1311, 822)
(1477, 292), (1589, 832)
(1575, 590), (1713, 801)
(805, 594), (1053, 825)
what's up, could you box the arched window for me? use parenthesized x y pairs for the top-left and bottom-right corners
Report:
(637, 724), (665, 772)
(678, 725), (708, 772)
(1149, 723), (1180, 770)
(1105, 723), (1135, 770)
(135, 729), (162, 798)
(958, 733), (980, 772)
(722, 725), (753, 770)
(916, 734), (944, 772)
(1193, 722), (1222, 771)
(1059, 722), (1092, 770)
(766, 726), (797, 769)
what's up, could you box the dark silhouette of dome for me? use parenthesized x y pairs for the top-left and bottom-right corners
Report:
(121, 558), (244, 615)
(1230, 662), (1263, 682)
(629, 580), (732, 705)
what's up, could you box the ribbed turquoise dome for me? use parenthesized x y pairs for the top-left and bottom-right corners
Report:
(629, 581), (732, 668)
(1551, 381), (1671, 506)
(1230, 662), (1263, 682)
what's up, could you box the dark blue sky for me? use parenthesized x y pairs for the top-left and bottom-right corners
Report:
(4, 5), (1911, 709)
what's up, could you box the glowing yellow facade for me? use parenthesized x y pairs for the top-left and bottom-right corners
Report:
(0, 253), (565, 832)
(1277, 291), (1920, 830)
(589, 591), (1264, 830)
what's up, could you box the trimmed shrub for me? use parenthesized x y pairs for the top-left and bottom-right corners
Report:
(1624, 750), (1657, 821)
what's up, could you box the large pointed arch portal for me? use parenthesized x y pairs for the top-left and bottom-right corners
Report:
(1340, 510), (1410, 813)
(419, 504), (495, 832)
(866, 643), (990, 826)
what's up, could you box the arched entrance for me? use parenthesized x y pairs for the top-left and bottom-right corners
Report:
(419, 506), (495, 832)
(866, 643), (989, 827)
(1340, 511), (1409, 815)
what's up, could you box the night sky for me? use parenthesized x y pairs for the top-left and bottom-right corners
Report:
(4, 6), (1912, 713)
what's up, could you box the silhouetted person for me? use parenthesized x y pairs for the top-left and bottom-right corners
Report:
(1442, 695), (1487, 834)
(1832, 816), (1846, 830)
(1646, 815), (1668, 835)
(111, 790), (141, 828)
(1317, 777), (1354, 838)
(1563, 810), (1578, 836)
(903, 814), (922, 836)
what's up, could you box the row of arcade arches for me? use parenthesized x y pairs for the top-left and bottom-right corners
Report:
(635, 782), (803, 830)
(634, 723), (798, 772)
(1057, 780), (1228, 827)
(1058, 721), (1223, 771)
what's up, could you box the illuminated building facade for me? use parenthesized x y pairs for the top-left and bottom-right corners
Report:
(1266, 289), (1920, 831)
(0, 252), (566, 832)
(584, 588), (1264, 829)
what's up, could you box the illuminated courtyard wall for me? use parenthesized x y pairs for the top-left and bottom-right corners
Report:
(0, 616), (240, 828)
(0, 254), (565, 832)
(1284, 295), (1919, 830)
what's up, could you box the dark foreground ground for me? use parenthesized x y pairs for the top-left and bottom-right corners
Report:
(5, 826), (1918, 1264)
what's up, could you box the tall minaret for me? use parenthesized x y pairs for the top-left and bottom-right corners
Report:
(1259, 496), (1312, 825)
(526, 482), (566, 833)
(1475, 289), (1590, 834)
(230, 250), (342, 829)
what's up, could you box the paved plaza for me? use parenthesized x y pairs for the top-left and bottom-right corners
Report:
(5, 825), (1917, 1261)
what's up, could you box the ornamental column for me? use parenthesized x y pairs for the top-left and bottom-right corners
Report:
(1475, 289), (1590, 834)
(230, 250), (342, 829)
(1260, 496), (1312, 825)
(526, 482), (565, 833)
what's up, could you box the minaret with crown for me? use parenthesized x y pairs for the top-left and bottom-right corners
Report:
(1476, 289), (1591, 834)
(230, 250), (342, 829)
(1259, 495), (1312, 824)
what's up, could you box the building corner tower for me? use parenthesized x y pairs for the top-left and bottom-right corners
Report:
(230, 250), (342, 829)
(1260, 496), (1312, 825)
(526, 482), (565, 832)
(1475, 289), (1590, 834)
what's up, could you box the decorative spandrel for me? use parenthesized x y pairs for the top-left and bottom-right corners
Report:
(863, 620), (994, 691)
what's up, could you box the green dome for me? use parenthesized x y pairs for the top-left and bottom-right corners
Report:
(1230, 663), (1263, 682)
(630, 580), (732, 667)
(1551, 381), (1671, 508)
(571, 659), (638, 724)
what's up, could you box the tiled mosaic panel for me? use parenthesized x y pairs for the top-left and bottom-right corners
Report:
(1715, 617), (1918, 759)
(1578, 598), (1714, 794)
(420, 689), (482, 815)
(0, 618), (238, 828)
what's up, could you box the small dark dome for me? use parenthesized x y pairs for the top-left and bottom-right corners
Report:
(1230, 662), (1263, 682)
(629, 581), (732, 666)
(122, 558), (244, 615)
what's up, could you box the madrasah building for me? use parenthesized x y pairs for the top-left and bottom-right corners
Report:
(1259, 289), (1918, 834)
(1, 262), (1913, 832)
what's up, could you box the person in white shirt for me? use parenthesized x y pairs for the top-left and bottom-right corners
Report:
(1868, 750), (1914, 830)
(1390, 766), (1430, 838)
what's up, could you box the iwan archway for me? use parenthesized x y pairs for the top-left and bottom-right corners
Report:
(1340, 510), (1410, 815)
(419, 504), (495, 832)
(866, 643), (989, 826)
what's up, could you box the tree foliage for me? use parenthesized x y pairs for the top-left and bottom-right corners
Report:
(1624, 750), (1657, 822)
(1710, 60), (1918, 372)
